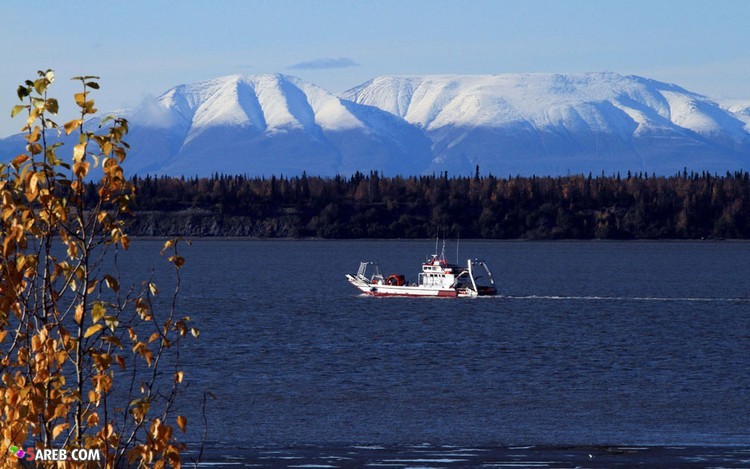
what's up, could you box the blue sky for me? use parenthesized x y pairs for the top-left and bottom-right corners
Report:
(1, 0), (749, 136)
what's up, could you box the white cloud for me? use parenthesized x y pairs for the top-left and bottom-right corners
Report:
(288, 57), (359, 70)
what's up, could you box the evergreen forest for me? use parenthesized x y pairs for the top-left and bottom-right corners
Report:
(111, 170), (750, 239)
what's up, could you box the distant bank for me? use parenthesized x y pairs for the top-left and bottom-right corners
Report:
(122, 171), (750, 239)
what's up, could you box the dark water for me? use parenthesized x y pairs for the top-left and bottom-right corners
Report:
(119, 239), (750, 466)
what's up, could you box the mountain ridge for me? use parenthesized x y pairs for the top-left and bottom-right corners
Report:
(1, 72), (749, 176)
(341, 72), (750, 175)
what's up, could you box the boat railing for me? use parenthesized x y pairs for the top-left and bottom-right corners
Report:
(357, 261), (383, 283)
(468, 258), (497, 295)
(356, 261), (369, 279)
(475, 259), (495, 285)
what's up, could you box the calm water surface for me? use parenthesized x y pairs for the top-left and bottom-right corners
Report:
(119, 240), (750, 460)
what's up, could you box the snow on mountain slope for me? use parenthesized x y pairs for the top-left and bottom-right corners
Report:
(121, 74), (431, 176)
(722, 100), (750, 131)
(342, 73), (692, 131)
(156, 74), (366, 136)
(342, 73), (750, 175)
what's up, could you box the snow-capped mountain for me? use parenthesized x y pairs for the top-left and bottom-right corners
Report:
(1, 72), (749, 177)
(341, 73), (750, 175)
(123, 74), (432, 176)
(0, 74), (431, 177)
(722, 100), (750, 128)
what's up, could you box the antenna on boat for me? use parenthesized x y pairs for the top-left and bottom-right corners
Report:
(434, 229), (439, 256)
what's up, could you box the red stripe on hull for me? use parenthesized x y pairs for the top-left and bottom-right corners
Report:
(366, 290), (458, 298)
(436, 290), (458, 297)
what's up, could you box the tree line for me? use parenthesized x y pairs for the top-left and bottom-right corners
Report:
(105, 169), (750, 239)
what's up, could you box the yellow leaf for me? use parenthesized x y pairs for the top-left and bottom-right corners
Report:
(104, 315), (119, 332)
(149, 282), (158, 296)
(11, 104), (27, 118)
(121, 235), (130, 250)
(53, 404), (67, 419)
(66, 241), (79, 259)
(102, 335), (123, 347)
(92, 302), (106, 323)
(168, 256), (185, 268)
(143, 350), (153, 367)
(176, 415), (187, 433)
(84, 324), (104, 338)
(74, 92), (87, 106)
(161, 239), (175, 254)
(93, 353), (113, 370)
(28, 126), (41, 143)
(46, 97), (59, 114)
(31, 97), (45, 109)
(11, 154), (29, 167)
(33, 77), (48, 95)
(52, 422), (69, 439)
(174, 371), (183, 383)
(29, 171), (39, 190)
(73, 143), (86, 163)
(104, 275), (119, 292)
(27, 142), (42, 155)
(93, 356), (108, 373)
(148, 332), (160, 344)
(74, 304), (84, 325)
(73, 161), (90, 179)
(26, 107), (40, 126)
(64, 119), (83, 135)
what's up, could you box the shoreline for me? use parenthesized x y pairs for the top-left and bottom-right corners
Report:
(124, 235), (750, 242)
(187, 443), (750, 467)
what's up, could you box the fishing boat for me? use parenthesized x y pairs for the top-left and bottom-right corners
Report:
(345, 243), (497, 298)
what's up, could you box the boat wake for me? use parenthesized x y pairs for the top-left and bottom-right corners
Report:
(496, 294), (749, 303)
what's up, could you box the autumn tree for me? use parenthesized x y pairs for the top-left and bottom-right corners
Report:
(0, 70), (196, 467)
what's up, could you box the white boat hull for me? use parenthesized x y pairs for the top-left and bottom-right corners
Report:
(346, 274), (478, 298)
